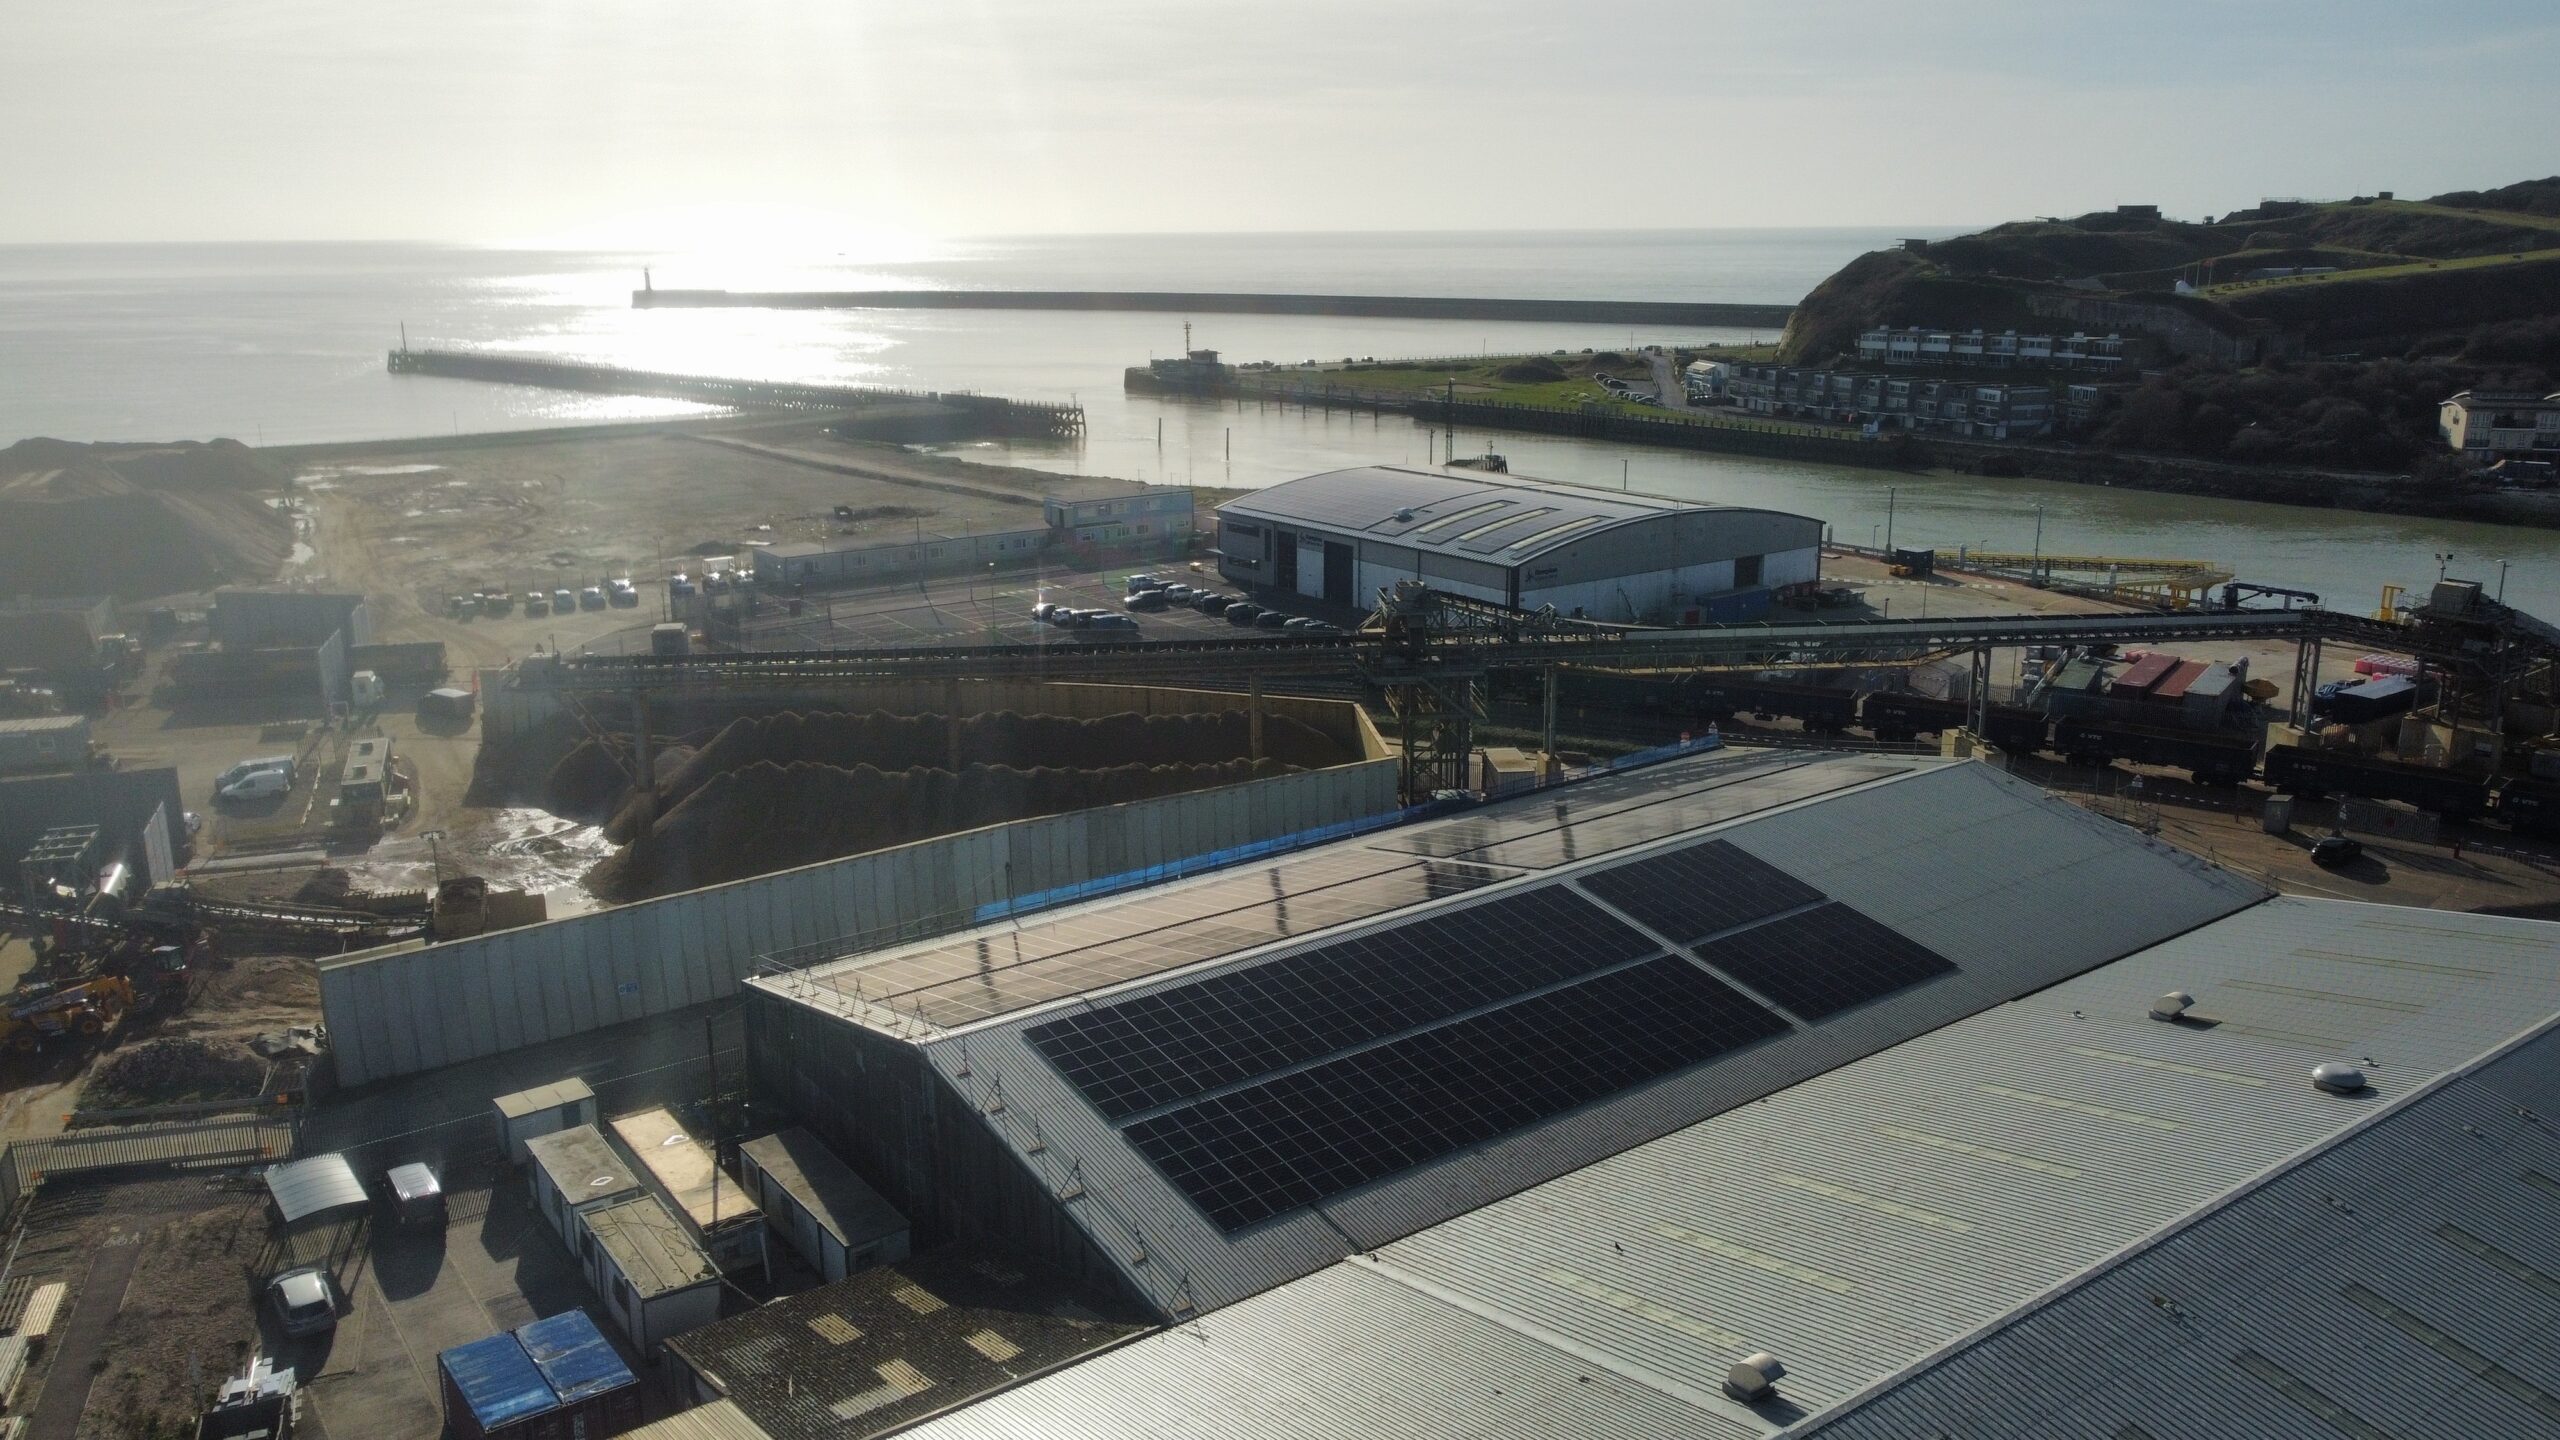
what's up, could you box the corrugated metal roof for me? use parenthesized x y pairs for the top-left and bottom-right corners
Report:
(1215, 465), (1805, 564)
(891, 900), (2560, 1440)
(623, 1400), (773, 1440)
(871, 757), (2266, 1317)
(664, 1249), (1146, 1440)
(739, 1128), (909, 1251)
(264, 1152), (366, 1223)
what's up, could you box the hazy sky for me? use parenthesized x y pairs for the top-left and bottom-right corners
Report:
(7, 0), (2555, 246)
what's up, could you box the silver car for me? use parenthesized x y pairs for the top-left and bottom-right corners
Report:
(267, 1265), (339, 1337)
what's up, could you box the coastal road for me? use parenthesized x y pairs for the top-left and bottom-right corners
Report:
(1649, 350), (1696, 412)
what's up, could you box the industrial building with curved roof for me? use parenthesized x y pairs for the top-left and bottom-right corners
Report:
(1212, 465), (1823, 621)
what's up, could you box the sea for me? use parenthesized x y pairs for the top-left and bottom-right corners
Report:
(3, 230), (2556, 616)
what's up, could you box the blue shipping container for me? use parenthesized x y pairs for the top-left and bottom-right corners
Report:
(519, 1309), (636, 1406)
(439, 1333), (555, 1435)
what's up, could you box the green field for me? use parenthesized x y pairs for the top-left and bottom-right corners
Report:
(2200, 245), (2560, 298)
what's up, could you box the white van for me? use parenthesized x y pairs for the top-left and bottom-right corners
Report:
(217, 768), (293, 803)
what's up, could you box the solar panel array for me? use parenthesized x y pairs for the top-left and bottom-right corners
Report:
(1574, 838), (1825, 945)
(1690, 901), (1958, 1019)
(1125, 956), (1790, 1229)
(1025, 887), (1654, 1120)
(1013, 820), (1966, 1232)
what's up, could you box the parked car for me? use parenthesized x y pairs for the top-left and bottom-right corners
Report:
(1225, 603), (1265, 626)
(266, 1266), (340, 1337)
(217, 757), (295, 794)
(608, 578), (640, 606)
(1075, 614), (1142, 641)
(1161, 584), (1195, 603)
(1031, 601), (1061, 622)
(480, 590), (513, 615)
(1124, 574), (1164, 594)
(553, 587), (578, 612)
(703, 570), (732, 593)
(1193, 593), (1234, 615)
(1125, 589), (1168, 611)
(579, 586), (608, 610)
(386, 1162), (445, 1228)
(1255, 609), (1293, 630)
(2311, 835), (2365, 868)
(522, 592), (549, 616)
(446, 595), (477, 618)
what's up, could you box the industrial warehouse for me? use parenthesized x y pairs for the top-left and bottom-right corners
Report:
(1213, 465), (1824, 620)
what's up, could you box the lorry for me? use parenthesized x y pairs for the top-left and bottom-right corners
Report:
(650, 623), (690, 657)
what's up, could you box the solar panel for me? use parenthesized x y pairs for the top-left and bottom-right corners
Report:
(1690, 902), (1957, 1019)
(1575, 838), (1825, 946)
(1028, 885), (1654, 1120)
(1126, 956), (1789, 1230)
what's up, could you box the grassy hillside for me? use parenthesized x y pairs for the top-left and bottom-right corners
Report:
(1780, 183), (2560, 368)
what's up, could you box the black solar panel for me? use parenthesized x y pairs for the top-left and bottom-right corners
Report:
(1027, 886), (1655, 1120)
(1575, 838), (1825, 946)
(1691, 902), (1958, 1019)
(1126, 956), (1789, 1230)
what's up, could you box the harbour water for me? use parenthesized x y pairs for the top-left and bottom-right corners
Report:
(4, 233), (2556, 616)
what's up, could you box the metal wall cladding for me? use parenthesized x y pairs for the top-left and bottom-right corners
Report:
(322, 760), (1399, 1086)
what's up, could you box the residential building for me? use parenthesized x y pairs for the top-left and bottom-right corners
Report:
(2440, 390), (2560, 461)
(1855, 326), (2128, 370)
(1728, 364), (2055, 440)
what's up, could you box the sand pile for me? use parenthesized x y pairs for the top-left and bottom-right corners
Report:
(0, 438), (290, 598)
(589, 757), (1285, 899)
(85, 1036), (268, 1109)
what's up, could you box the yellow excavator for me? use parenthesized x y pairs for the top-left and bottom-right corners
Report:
(0, 975), (138, 1054)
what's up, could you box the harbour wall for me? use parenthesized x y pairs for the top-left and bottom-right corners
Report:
(633, 289), (1797, 328)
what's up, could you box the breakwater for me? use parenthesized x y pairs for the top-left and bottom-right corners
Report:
(632, 288), (1795, 328)
(385, 349), (1084, 437)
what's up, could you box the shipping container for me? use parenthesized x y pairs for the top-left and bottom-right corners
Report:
(2108, 652), (2176, 698)
(0, 715), (91, 776)
(524, 1123), (641, 1248)
(439, 1309), (641, 1440)
(738, 1128), (911, 1283)
(2321, 675), (2421, 726)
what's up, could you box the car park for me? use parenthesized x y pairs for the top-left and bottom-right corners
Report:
(267, 1265), (340, 1337)
(1255, 609), (1293, 630)
(1225, 603), (1264, 625)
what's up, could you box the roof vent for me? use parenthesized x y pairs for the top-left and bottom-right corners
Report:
(1723, 1352), (1787, 1403)
(2313, 1061), (2368, 1095)
(1392, 508), (1416, 522)
(2149, 991), (2196, 1023)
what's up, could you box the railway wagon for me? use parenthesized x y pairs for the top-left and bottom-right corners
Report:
(2052, 715), (2261, 786)
(2260, 745), (2496, 819)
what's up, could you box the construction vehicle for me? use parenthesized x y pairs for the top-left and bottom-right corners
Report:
(0, 973), (138, 1053)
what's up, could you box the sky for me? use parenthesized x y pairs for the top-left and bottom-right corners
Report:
(5, 0), (2557, 246)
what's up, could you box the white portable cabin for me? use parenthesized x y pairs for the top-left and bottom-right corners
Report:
(524, 1124), (644, 1249)
(737, 1127), (912, 1283)
(576, 1195), (723, 1352)
(492, 1077), (598, 1164)
(608, 1107), (768, 1276)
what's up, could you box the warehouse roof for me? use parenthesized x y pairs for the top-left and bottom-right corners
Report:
(664, 1249), (1147, 1440)
(1214, 465), (1813, 565)
(893, 899), (2560, 1440)
(767, 750), (2267, 1316)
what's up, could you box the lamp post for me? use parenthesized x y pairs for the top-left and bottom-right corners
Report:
(2033, 504), (2044, 574)
(2436, 551), (2455, 581)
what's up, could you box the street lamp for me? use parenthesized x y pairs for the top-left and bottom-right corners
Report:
(1869, 524), (1880, 551)
(2033, 504), (2044, 572)
(2436, 551), (2455, 581)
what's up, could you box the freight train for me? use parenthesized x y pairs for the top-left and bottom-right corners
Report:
(1525, 666), (2560, 834)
